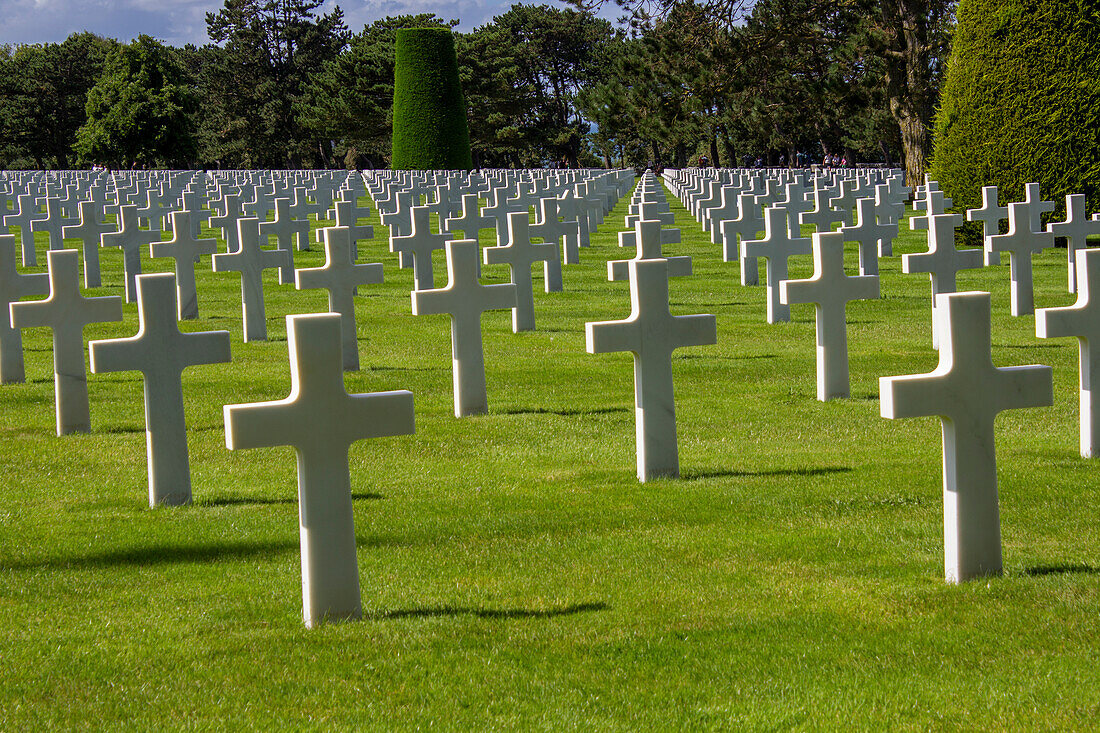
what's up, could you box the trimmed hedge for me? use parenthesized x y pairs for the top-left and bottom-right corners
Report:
(930, 0), (1100, 224)
(391, 28), (473, 170)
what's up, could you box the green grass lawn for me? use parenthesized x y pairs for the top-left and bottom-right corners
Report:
(2, 180), (1099, 729)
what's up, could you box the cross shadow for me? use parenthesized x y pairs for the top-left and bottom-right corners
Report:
(1022, 563), (1100, 577)
(201, 492), (384, 507)
(369, 601), (607, 621)
(2, 539), (297, 571)
(996, 343), (1062, 349)
(364, 365), (447, 372)
(682, 466), (852, 480)
(675, 353), (777, 361)
(499, 406), (628, 417)
(670, 301), (742, 307)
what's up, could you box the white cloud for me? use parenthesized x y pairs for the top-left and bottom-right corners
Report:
(0, 0), (220, 46)
(0, 0), (618, 47)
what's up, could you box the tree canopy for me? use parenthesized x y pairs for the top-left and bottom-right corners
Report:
(75, 35), (197, 169)
(0, 0), (960, 174)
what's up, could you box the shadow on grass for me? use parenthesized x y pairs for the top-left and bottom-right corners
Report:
(201, 492), (384, 507)
(669, 301), (743, 308)
(996, 343), (1063, 349)
(3, 540), (297, 571)
(682, 466), (852, 480)
(365, 364), (447, 372)
(675, 353), (777, 361)
(1023, 564), (1100, 577)
(499, 406), (628, 417)
(370, 601), (607, 621)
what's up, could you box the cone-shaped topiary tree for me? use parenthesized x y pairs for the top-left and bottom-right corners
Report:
(391, 28), (473, 170)
(930, 0), (1100, 221)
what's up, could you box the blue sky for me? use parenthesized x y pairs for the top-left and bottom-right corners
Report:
(0, 0), (622, 47)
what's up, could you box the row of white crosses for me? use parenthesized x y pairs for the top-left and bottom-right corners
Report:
(665, 168), (1100, 584)
(1, 167), (1089, 618)
(882, 182), (1100, 582)
(588, 173), (716, 480)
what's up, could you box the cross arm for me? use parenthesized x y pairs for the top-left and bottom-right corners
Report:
(993, 365), (1053, 413)
(224, 398), (302, 451)
(586, 318), (641, 356)
(343, 390), (415, 441)
(181, 330), (232, 370)
(410, 288), (453, 317)
(89, 335), (147, 375)
(1036, 304), (1086, 340)
(880, 372), (955, 420)
(674, 314), (717, 349)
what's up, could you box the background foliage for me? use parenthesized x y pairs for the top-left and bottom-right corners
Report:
(390, 28), (474, 170)
(0, 0), (963, 173)
(930, 0), (1100, 218)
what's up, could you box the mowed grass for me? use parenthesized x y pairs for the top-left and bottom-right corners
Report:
(2, 179), (1100, 729)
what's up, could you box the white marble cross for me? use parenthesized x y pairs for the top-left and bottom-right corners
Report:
(391, 205), (450, 291)
(136, 188), (171, 232)
(742, 205), (812, 323)
(805, 179), (844, 232)
(150, 211), (218, 320)
(296, 226), (383, 371)
(780, 231), (879, 400)
(209, 194), (246, 253)
(909, 189), (952, 232)
(29, 196), (73, 252)
(609, 220), (691, 282)
(839, 197), (897, 276)
(586, 258), (716, 481)
(557, 189), (592, 248)
(1024, 182), (1054, 233)
(0, 235), (48, 383)
(966, 185), (1006, 266)
(779, 179), (812, 237)
(1036, 247), (1100, 457)
(212, 217), (291, 342)
(62, 200), (115, 288)
(445, 193), (494, 241)
(721, 193), (764, 285)
(903, 211), (983, 344)
(181, 190), (211, 239)
(6, 192), (44, 266)
(530, 197), (577, 265)
(484, 211), (560, 332)
(224, 312), (415, 628)
(988, 202), (1053, 316)
(627, 199), (675, 230)
(101, 204), (159, 303)
(9, 249), (123, 434)
(89, 273), (231, 506)
(260, 197), (310, 285)
(881, 291), (1052, 583)
(412, 239), (517, 416)
(874, 182), (904, 231)
(1047, 194), (1100, 293)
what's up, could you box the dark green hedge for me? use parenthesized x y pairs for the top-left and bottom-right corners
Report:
(391, 28), (473, 170)
(930, 0), (1100, 223)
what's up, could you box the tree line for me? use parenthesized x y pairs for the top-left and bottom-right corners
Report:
(0, 0), (954, 183)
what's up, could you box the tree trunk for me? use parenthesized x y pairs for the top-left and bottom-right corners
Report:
(882, 0), (936, 188)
